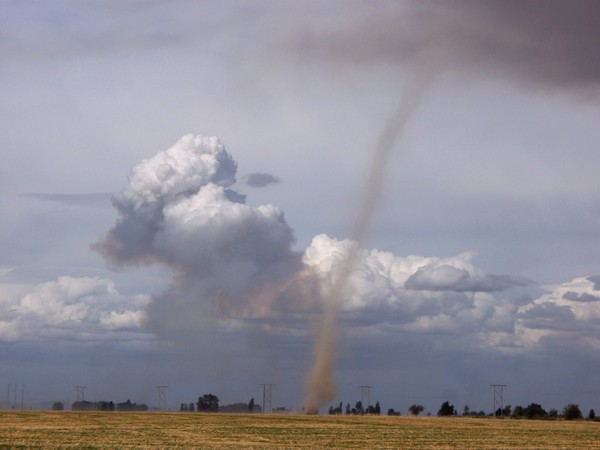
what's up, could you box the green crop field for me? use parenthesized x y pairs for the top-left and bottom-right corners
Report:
(1, 411), (599, 448)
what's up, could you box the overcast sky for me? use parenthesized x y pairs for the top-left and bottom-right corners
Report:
(1, 0), (600, 414)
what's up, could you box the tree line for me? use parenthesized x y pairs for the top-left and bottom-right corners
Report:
(397, 401), (594, 420)
(68, 399), (148, 411)
(52, 392), (596, 419)
(327, 400), (382, 415)
(180, 394), (280, 414)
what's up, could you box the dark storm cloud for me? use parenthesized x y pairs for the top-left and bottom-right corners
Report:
(244, 172), (281, 188)
(13, 0), (598, 95)
(519, 302), (577, 331)
(295, 0), (600, 94)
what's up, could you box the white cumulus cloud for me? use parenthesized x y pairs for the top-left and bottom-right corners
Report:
(93, 134), (600, 362)
(514, 276), (600, 350)
(0, 276), (149, 342)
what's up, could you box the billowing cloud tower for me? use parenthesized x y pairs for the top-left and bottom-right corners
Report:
(94, 135), (307, 336)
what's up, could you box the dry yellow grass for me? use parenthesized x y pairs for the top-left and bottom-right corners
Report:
(0, 411), (599, 449)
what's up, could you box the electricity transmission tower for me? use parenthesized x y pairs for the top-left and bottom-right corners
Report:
(156, 386), (168, 411)
(75, 386), (86, 403)
(261, 384), (272, 414)
(358, 385), (373, 409)
(490, 384), (507, 416)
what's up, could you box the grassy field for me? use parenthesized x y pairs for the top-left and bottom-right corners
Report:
(1, 411), (599, 449)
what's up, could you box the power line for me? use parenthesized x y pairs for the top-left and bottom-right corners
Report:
(6, 384), (24, 410)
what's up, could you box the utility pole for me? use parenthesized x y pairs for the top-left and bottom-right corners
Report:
(490, 384), (507, 417)
(156, 386), (168, 411)
(261, 384), (272, 414)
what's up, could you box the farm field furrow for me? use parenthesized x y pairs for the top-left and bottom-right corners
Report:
(0, 411), (599, 449)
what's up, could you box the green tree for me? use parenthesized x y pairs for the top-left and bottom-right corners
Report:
(437, 401), (455, 417)
(365, 404), (378, 414)
(525, 403), (547, 419)
(408, 404), (425, 416)
(355, 401), (363, 415)
(563, 404), (582, 420)
(512, 405), (525, 417)
(589, 409), (596, 420)
(197, 394), (219, 412)
(328, 403), (342, 414)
